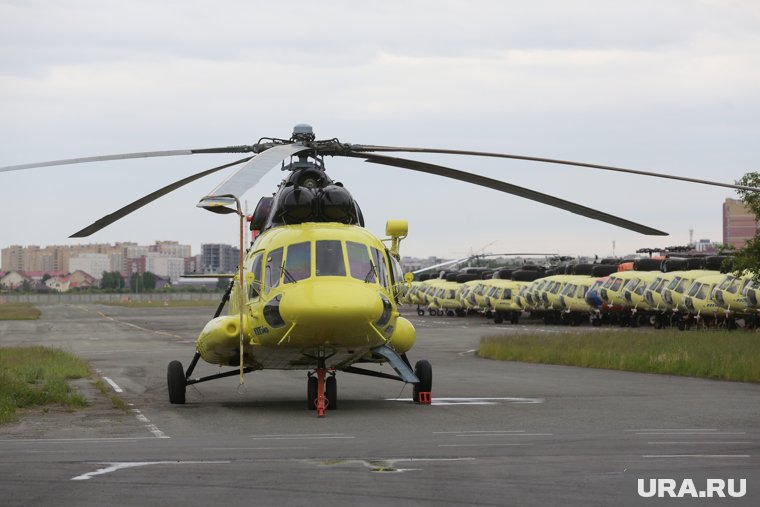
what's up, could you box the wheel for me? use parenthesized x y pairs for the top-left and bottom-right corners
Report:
(446, 310), (455, 317)
(428, 308), (436, 316)
(677, 320), (686, 331)
(653, 318), (663, 330)
(494, 312), (504, 324)
(167, 360), (186, 404)
(417, 308), (425, 316)
(591, 317), (602, 327)
(510, 312), (520, 324)
(412, 360), (433, 403)
(307, 375), (317, 410)
(326, 375), (337, 410)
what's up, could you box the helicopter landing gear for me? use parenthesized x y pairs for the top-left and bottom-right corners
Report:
(412, 360), (433, 404)
(307, 366), (336, 417)
(416, 305), (425, 316)
(167, 360), (186, 404)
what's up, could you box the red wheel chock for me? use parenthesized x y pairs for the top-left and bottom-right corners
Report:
(418, 392), (432, 405)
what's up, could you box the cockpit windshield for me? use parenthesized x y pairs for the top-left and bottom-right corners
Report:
(316, 240), (346, 277)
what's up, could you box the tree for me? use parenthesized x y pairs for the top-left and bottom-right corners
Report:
(101, 271), (125, 290)
(142, 271), (157, 291)
(731, 172), (760, 276)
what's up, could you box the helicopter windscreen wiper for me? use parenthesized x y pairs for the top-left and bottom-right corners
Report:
(364, 264), (378, 284)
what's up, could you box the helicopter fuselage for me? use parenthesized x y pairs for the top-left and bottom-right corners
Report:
(196, 222), (415, 371)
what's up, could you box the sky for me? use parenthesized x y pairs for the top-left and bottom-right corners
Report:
(1, 0), (759, 260)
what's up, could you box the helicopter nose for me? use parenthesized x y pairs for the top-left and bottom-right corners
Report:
(278, 279), (385, 330)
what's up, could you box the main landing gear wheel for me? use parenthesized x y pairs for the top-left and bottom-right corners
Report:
(167, 360), (186, 404)
(412, 360), (433, 404)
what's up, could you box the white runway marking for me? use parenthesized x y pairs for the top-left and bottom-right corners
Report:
(250, 433), (354, 440)
(130, 409), (169, 439)
(102, 376), (123, 393)
(71, 460), (230, 481)
(388, 397), (544, 405)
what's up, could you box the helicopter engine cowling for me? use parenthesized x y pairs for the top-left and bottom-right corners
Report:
(319, 184), (355, 223)
(279, 186), (317, 224)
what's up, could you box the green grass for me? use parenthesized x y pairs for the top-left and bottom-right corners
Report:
(101, 300), (218, 308)
(0, 303), (41, 320)
(0, 346), (90, 424)
(478, 330), (760, 383)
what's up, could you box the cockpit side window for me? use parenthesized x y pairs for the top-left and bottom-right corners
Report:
(264, 247), (284, 292)
(371, 247), (390, 290)
(248, 252), (264, 299)
(316, 240), (346, 277)
(284, 242), (311, 283)
(347, 241), (375, 282)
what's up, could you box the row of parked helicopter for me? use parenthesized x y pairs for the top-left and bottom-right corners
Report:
(401, 255), (760, 329)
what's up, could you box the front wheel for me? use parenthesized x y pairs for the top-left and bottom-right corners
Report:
(412, 360), (433, 403)
(167, 360), (186, 404)
(326, 375), (337, 411)
(307, 375), (317, 410)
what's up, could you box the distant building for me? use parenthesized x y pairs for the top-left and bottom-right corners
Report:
(0, 271), (30, 290)
(69, 253), (110, 280)
(723, 198), (758, 249)
(200, 244), (240, 274)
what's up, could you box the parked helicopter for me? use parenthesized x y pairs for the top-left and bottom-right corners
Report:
(3, 124), (757, 416)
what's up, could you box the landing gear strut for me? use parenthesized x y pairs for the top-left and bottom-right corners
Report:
(308, 360), (336, 417)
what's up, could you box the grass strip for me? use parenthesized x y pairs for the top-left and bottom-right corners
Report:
(0, 346), (90, 424)
(0, 303), (41, 320)
(478, 330), (760, 383)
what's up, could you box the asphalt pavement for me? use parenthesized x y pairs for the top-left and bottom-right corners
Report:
(1, 304), (758, 506)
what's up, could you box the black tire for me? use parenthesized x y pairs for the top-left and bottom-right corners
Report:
(412, 360), (433, 403)
(167, 360), (186, 404)
(591, 317), (602, 327)
(307, 375), (317, 410)
(417, 308), (425, 316)
(326, 375), (337, 410)
(510, 312), (520, 325)
(494, 312), (504, 324)
(428, 308), (436, 316)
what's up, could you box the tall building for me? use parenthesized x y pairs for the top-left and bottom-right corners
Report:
(723, 198), (758, 249)
(69, 253), (111, 279)
(200, 244), (240, 273)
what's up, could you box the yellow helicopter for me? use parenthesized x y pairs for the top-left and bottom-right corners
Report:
(3, 124), (757, 416)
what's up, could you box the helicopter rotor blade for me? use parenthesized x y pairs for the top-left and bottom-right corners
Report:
(0, 146), (258, 174)
(69, 157), (252, 238)
(346, 145), (760, 193)
(351, 153), (668, 236)
(197, 143), (311, 212)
